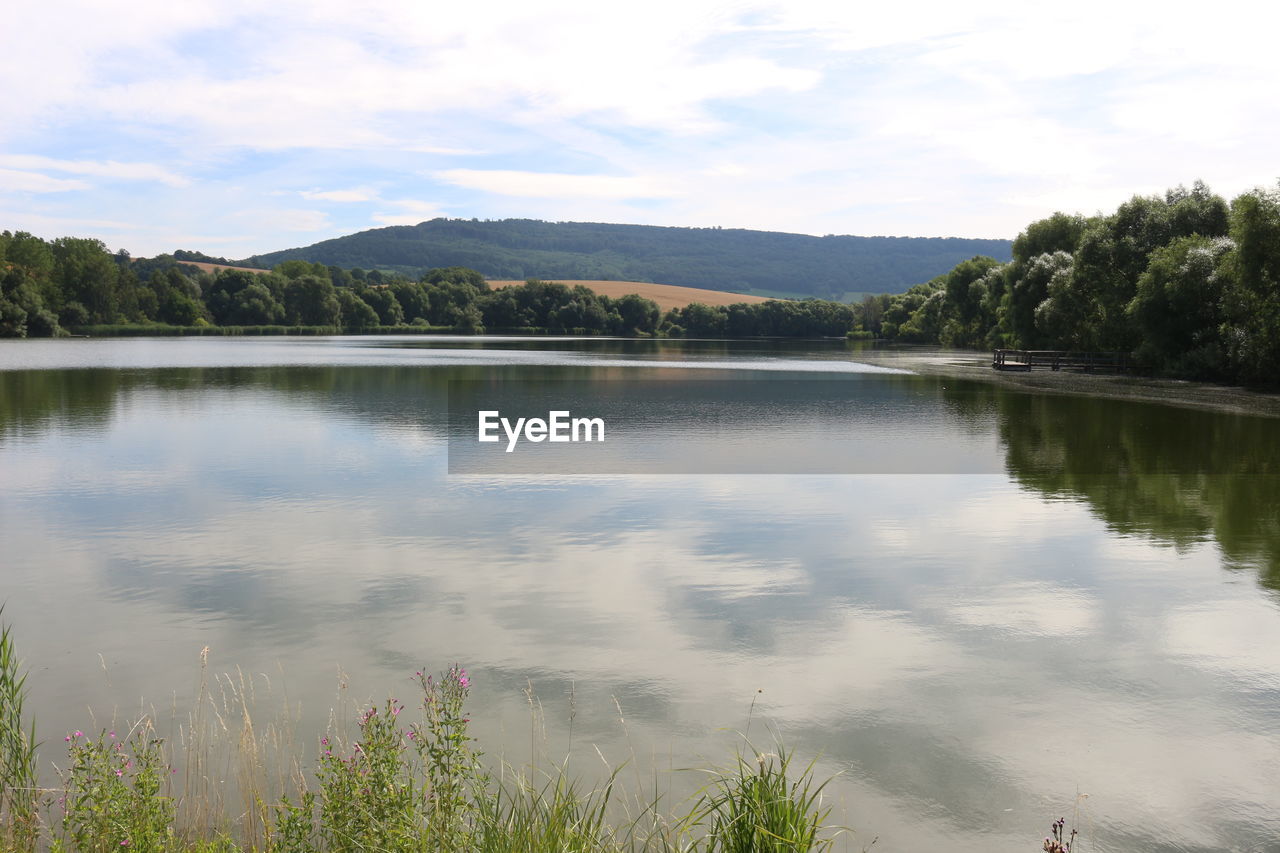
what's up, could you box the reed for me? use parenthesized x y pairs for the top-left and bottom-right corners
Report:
(0, 606), (39, 852)
(2, 618), (847, 852)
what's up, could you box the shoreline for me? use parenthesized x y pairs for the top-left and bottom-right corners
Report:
(853, 346), (1280, 418)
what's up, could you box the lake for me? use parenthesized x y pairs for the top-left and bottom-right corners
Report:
(1, 336), (1278, 852)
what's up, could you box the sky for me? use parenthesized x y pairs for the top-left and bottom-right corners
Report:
(2, 0), (1279, 258)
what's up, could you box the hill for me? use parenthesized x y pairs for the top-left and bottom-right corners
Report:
(488, 279), (775, 311)
(239, 219), (1012, 299)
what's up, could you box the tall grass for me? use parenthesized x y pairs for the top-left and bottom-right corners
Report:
(0, 606), (39, 851)
(1, 618), (849, 852)
(687, 745), (838, 853)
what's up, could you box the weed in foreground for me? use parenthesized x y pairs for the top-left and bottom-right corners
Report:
(0, 606), (39, 852)
(1041, 815), (1077, 852)
(687, 743), (839, 853)
(6, 625), (851, 852)
(57, 725), (175, 853)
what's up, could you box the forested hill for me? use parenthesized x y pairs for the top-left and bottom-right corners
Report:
(238, 219), (1012, 299)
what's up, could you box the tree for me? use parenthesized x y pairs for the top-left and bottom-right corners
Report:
(283, 275), (341, 326)
(360, 287), (404, 326)
(337, 289), (379, 331)
(1219, 185), (1280, 386)
(51, 237), (120, 323)
(0, 266), (60, 337)
(1128, 235), (1233, 378)
(1008, 251), (1073, 348)
(206, 270), (285, 325)
(613, 293), (660, 335)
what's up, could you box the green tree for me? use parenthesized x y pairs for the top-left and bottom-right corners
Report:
(360, 287), (404, 326)
(337, 289), (379, 331)
(1220, 185), (1280, 386)
(284, 275), (341, 326)
(1128, 235), (1234, 378)
(206, 270), (285, 325)
(51, 237), (121, 323)
(613, 293), (660, 334)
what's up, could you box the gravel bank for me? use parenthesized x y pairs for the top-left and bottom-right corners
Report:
(851, 346), (1280, 418)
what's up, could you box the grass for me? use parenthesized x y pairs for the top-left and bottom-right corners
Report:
(688, 746), (838, 853)
(0, 610), (844, 853)
(1, 606), (39, 850)
(0, 613), (1092, 852)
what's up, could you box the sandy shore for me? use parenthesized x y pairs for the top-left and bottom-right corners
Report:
(851, 346), (1280, 418)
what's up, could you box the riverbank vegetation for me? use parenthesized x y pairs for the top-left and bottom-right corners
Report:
(0, 236), (862, 339)
(4, 179), (1278, 385)
(868, 181), (1280, 387)
(1, 621), (846, 853)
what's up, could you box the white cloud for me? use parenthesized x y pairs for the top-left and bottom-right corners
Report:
(0, 155), (189, 187)
(4, 0), (1280, 251)
(371, 199), (447, 226)
(234, 208), (332, 233)
(300, 187), (379, 203)
(0, 168), (91, 193)
(435, 170), (681, 200)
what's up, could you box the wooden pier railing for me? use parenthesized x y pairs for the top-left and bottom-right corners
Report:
(992, 349), (1133, 373)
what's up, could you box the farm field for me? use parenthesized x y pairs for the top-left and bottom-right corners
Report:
(488, 279), (779, 311)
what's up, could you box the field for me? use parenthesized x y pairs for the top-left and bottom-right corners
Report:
(488, 280), (778, 311)
(181, 261), (270, 274)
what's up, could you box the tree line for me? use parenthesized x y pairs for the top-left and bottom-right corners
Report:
(862, 180), (1280, 386)
(0, 239), (858, 338)
(4, 178), (1279, 385)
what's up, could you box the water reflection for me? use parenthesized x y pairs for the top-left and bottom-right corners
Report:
(1, 341), (1278, 852)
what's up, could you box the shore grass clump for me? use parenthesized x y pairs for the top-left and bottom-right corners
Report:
(471, 768), (619, 853)
(2, 609), (854, 853)
(690, 744), (837, 853)
(1, 607), (39, 850)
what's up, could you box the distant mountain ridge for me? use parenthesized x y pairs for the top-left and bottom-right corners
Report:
(239, 218), (1012, 299)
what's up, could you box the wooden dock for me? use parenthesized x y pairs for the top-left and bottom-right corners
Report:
(992, 349), (1133, 373)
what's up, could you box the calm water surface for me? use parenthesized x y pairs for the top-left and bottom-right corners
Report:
(1, 336), (1278, 852)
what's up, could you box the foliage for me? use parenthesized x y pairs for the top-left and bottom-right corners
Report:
(60, 726), (175, 853)
(471, 770), (617, 853)
(6, 178), (1280, 387)
(688, 743), (837, 853)
(870, 179), (1280, 387)
(0, 607), (38, 851)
